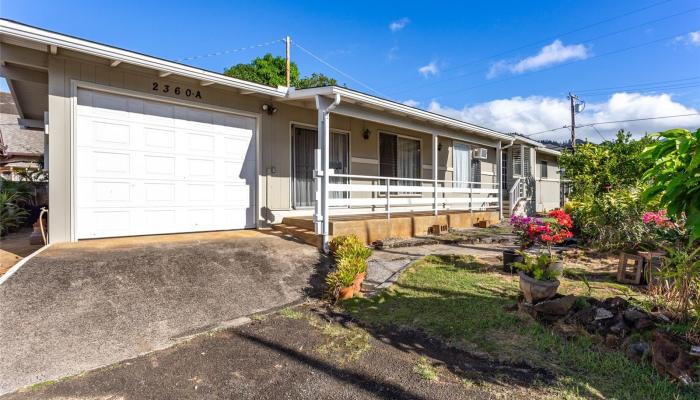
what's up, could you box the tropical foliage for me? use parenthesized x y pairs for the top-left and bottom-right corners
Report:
(641, 128), (700, 243)
(325, 235), (372, 297)
(224, 53), (337, 89)
(513, 252), (561, 281)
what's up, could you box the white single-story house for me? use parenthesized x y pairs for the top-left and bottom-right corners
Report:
(0, 19), (563, 249)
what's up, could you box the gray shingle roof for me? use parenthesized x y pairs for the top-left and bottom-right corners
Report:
(0, 92), (43, 157)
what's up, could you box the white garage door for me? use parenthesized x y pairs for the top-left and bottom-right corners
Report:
(75, 89), (257, 239)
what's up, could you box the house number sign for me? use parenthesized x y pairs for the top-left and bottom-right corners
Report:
(152, 82), (202, 99)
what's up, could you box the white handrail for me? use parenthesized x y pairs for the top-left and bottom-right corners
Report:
(330, 172), (497, 186)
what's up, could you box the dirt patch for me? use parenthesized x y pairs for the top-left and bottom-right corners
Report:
(5, 304), (557, 400)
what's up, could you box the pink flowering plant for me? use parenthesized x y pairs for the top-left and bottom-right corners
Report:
(642, 210), (686, 247)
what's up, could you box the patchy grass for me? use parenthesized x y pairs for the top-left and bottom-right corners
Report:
(413, 357), (438, 381)
(278, 307), (304, 320)
(344, 254), (699, 400)
(313, 321), (371, 364)
(250, 314), (266, 322)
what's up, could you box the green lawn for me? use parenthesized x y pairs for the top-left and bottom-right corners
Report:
(344, 255), (698, 400)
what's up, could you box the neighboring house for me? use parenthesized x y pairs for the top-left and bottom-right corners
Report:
(0, 92), (45, 180)
(0, 19), (561, 249)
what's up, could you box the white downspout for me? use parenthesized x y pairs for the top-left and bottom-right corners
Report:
(315, 93), (341, 253)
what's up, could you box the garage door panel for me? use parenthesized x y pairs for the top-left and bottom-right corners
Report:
(76, 88), (256, 239)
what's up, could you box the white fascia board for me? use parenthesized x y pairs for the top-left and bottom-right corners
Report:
(512, 135), (546, 147)
(536, 147), (562, 156)
(288, 86), (513, 142)
(0, 19), (287, 98)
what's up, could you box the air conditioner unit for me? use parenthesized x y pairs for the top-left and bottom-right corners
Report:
(472, 148), (488, 160)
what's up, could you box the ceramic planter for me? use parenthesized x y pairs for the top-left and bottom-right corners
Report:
(338, 285), (354, 300)
(502, 250), (523, 273)
(352, 271), (366, 292)
(519, 271), (560, 304)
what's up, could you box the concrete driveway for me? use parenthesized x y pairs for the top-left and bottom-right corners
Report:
(0, 230), (325, 394)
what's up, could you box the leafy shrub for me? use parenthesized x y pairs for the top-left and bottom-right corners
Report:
(513, 252), (561, 281)
(325, 235), (373, 297)
(641, 128), (700, 243)
(569, 187), (651, 250)
(0, 190), (29, 236)
(330, 235), (372, 262)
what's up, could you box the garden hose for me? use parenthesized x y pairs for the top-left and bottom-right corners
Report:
(39, 207), (48, 245)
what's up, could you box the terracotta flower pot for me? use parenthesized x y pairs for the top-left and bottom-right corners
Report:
(519, 271), (560, 304)
(352, 272), (366, 292)
(337, 285), (354, 300)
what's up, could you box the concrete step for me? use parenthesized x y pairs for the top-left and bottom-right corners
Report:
(281, 217), (316, 231)
(271, 223), (321, 248)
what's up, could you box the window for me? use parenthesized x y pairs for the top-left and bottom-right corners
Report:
(540, 160), (548, 179)
(379, 132), (420, 180)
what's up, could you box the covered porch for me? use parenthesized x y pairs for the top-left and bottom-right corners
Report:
(277, 88), (511, 249)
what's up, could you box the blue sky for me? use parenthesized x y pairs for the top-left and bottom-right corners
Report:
(2, 0), (699, 141)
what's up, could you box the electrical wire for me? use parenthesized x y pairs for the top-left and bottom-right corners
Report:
(411, 27), (700, 100)
(177, 39), (284, 62)
(380, 0), (676, 93)
(293, 42), (387, 97)
(524, 113), (700, 137)
(574, 75), (700, 94)
(382, 1), (693, 96)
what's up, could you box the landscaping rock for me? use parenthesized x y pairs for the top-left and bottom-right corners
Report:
(594, 308), (614, 321)
(533, 295), (576, 316)
(633, 317), (655, 331)
(553, 321), (581, 339)
(623, 309), (647, 324)
(609, 321), (626, 336)
(603, 297), (629, 311)
(651, 331), (694, 385)
(626, 341), (650, 363)
(605, 334), (620, 348)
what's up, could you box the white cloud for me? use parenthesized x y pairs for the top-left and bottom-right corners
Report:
(674, 31), (700, 46)
(402, 99), (420, 107)
(488, 40), (590, 78)
(425, 92), (700, 142)
(418, 61), (439, 77)
(389, 18), (410, 32)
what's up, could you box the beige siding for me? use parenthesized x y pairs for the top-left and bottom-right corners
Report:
(535, 153), (561, 211)
(46, 50), (503, 242)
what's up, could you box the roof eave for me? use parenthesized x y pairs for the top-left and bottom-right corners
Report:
(0, 19), (288, 98)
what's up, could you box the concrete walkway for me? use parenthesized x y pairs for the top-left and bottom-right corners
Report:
(365, 242), (514, 294)
(0, 230), (326, 394)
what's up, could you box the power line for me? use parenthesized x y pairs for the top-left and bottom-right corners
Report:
(574, 75), (700, 94)
(524, 113), (700, 137)
(413, 27), (700, 100)
(293, 42), (387, 97)
(383, 1), (692, 96)
(380, 0), (675, 93)
(177, 39), (284, 62)
(575, 82), (700, 98)
(590, 126), (608, 142)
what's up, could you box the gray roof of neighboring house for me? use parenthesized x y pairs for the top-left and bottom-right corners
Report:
(0, 91), (43, 157)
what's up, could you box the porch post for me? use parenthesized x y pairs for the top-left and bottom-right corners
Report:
(497, 141), (503, 220)
(432, 134), (438, 216)
(314, 94), (340, 253)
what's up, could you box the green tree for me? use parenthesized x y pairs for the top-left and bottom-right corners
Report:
(223, 54), (336, 89)
(296, 73), (337, 89)
(559, 130), (654, 198)
(641, 128), (700, 242)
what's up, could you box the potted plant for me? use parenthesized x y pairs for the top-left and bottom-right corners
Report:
(513, 252), (562, 303)
(325, 265), (357, 300)
(513, 209), (574, 303)
(326, 235), (373, 300)
(504, 215), (539, 272)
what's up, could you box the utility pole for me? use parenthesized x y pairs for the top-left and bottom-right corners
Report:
(568, 92), (577, 152)
(567, 92), (584, 152)
(285, 36), (291, 88)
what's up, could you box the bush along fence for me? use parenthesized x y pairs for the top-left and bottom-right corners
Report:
(325, 235), (372, 301)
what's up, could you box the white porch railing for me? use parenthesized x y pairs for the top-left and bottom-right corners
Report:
(327, 173), (499, 218)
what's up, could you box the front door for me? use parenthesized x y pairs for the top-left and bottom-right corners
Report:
(453, 142), (471, 187)
(292, 126), (348, 208)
